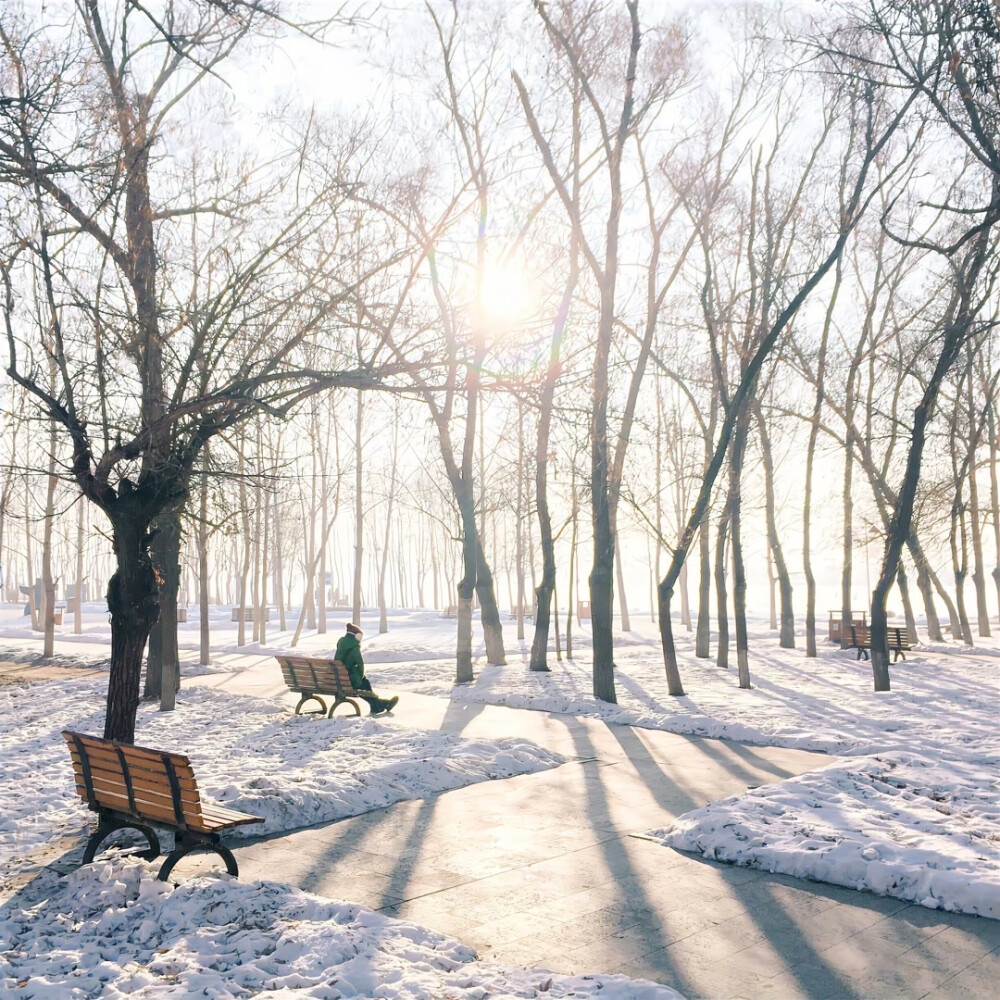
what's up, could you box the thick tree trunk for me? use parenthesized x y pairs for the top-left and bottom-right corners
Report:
(104, 512), (159, 744)
(871, 239), (987, 687)
(967, 379), (990, 635)
(475, 539), (506, 665)
(146, 509), (180, 709)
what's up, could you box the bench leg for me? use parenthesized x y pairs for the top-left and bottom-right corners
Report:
(328, 697), (361, 718)
(294, 693), (327, 716)
(158, 831), (238, 882)
(82, 814), (160, 865)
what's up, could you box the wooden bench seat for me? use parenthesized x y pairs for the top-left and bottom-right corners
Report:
(848, 624), (912, 662)
(63, 730), (263, 881)
(275, 654), (365, 717)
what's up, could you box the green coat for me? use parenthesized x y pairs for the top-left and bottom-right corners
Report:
(335, 633), (365, 689)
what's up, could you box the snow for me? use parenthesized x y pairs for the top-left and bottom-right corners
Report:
(0, 653), (679, 999)
(0, 679), (565, 866)
(2, 861), (677, 999)
(2, 605), (998, 997)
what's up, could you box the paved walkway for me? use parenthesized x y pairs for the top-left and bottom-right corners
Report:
(192, 659), (1000, 1000)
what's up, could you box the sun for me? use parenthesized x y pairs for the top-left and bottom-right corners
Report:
(476, 257), (539, 335)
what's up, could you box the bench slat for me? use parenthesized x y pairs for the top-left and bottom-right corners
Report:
(67, 751), (199, 791)
(72, 771), (201, 809)
(63, 733), (192, 770)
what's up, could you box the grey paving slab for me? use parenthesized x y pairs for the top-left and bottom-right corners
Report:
(189, 671), (1000, 1000)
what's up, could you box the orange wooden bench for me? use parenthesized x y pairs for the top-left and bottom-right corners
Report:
(63, 730), (263, 881)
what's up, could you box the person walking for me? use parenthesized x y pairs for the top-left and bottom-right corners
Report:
(335, 623), (399, 715)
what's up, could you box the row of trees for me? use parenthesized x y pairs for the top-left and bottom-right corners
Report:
(1, 1), (997, 741)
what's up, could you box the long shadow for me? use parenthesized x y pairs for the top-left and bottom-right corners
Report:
(555, 717), (700, 998)
(606, 721), (866, 997)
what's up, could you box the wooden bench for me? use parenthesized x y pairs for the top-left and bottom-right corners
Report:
(63, 730), (263, 881)
(231, 606), (271, 622)
(275, 655), (365, 717)
(848, 625), (912, 662)
(441, 604), (458, 619)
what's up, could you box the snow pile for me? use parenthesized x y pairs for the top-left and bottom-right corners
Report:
(646, 750), (1000, 919)
(0, 678), (565, 866)
(1, 860), (681, 999)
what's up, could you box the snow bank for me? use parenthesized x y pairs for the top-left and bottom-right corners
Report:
(646, 751), (1000, 919)
(0, 679), (564, 865)
(1, 860), (681, 999)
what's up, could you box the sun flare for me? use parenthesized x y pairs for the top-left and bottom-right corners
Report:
(476, 258), (539, 334)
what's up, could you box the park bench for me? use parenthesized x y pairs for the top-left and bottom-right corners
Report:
(275, 654), (365, 717)
(62, 730), (263, 881)
(577, 600), (592, 622)
(231, 606), (271, 622)
(848, 624), (912, 662)
(441, 604), (458, 618)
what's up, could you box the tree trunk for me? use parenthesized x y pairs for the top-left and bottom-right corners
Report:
(615, 534), (630, 632)
(966, 365), (990, 636)
(696, 521), (711, 658)
(909, 539), (945, 642)
(730, 415), (751, 689)
(198, 468), (211, 666)
(74, 497), (85, 635)
(870, 237), (988, 687)
(104, 512), (160, 744)
(41, 419), (57, 658)
(353, 392), (364, 625)
(475, 538), (506, 665)
(715, 510), (730, 669)
(897, 561), (919, 645)
(756, 404), (794, 647)
(147, 509), (180, 709)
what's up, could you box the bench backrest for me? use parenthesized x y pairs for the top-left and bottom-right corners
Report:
(276, 655), (355, 693)
(851, 624), (910, 648)
(63, 730), (203, 829)
(850, 624), (871, 646)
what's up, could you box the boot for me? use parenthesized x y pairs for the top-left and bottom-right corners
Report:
(368, 695), (399, 716)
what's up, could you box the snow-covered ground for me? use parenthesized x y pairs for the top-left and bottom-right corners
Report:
(0, 679), (566, 866)
(2, 603), (998, 997)
(3, 861), (678, 999)
(0, 641), (679, 998)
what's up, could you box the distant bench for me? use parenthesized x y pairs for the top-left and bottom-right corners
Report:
(441, 604), (458, 618)
(63, 730), (263, 881)
(275, 655), (364, 717)
(231, 606), (271, 622)
(848, 625), (912, 662)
